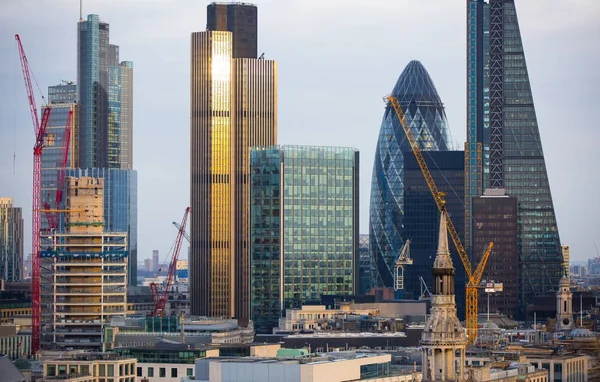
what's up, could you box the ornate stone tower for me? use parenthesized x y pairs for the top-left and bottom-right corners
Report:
(421, 213), (467, 381)
(555, 273), (574, 331)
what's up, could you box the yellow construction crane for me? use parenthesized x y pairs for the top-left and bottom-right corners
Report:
(386, 95), (494, 344)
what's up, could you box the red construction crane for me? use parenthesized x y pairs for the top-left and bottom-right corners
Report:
(16, 34), (51, 354)
(43, 110), (73, 230)
(150, 207), (190, 317)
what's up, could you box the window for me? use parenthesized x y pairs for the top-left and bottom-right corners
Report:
(159, 368), (166, 378)
(147, 367), (154, 377)
(186, 368), (193, 377)
(137, 367), (142, 377)
(171, 368), (178, 378)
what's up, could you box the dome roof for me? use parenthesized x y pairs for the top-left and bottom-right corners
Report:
(570, 328), (595, 338)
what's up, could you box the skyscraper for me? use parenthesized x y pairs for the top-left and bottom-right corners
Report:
(249, 145), (359, 332)
(370, 60), (452, 288)
(152, 250), (159, 273)
(78, 14), (133, 169)
(466, 0), (562, 316)
(190, 4), (277, 319)
(77, 14), (137, 285)
(207, 2), (257, 59)
(0, 198), (24, 282)
(41, 83), (78, 234)
(403, 151), (466, 318)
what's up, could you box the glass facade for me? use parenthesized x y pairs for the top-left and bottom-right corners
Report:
(190, 29), (277, 319)
(0, 198), (24, 282)
(66, 168), (138, 285)
(369, 60), (452, 288)
(77, 14), (133, 169)
(466, 0), (562, 317)
(403, 151), (466, 319)
(41, 84), (78, 233)
(206, 3), (258, 59)
(250, 145), (359, 332)
(358, 234), (375, 294)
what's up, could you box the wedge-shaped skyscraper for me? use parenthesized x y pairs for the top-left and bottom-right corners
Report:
(370, 61), (452, 287)
(466, 0), (562, 318)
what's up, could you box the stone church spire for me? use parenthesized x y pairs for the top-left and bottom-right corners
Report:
(420, 212), (467, 381)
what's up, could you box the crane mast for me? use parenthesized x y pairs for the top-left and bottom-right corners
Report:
(151, 207), (191, 316)
(386, 95), (493, 344)
(16, 34), (51, 354)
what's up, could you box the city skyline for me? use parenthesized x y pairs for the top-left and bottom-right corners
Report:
(0, 0), (598, 265)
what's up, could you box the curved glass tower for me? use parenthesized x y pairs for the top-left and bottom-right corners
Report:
(369, 60), (452, 287)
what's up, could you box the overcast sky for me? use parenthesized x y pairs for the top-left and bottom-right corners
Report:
(0, 0), (599, 266)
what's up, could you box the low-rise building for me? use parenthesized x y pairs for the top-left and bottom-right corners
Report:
(42, 352), (136, 382)
(195, 351), (417, 382)
(526, 354), (587, 382)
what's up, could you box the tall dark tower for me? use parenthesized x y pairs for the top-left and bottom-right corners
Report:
(207, 2), (258, 58)
(465, 0), (562, 318)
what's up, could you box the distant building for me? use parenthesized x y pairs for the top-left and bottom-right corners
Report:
(0, 198), (23, 282)
(249, 146), (359, 332)
(40, 177), (127, 351)
(152, 250), (159, 273)
(144, 258), (152, 272)
(0, 324), (31, 360)
(472, 189), (519, 318)
(176, 259), (188, 283)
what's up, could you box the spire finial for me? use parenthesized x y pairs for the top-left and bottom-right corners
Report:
(437, 211), (449, 256)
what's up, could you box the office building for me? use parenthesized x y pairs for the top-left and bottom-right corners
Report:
(152, 250), (159, 273)
(40, 177), (127, 351)
(249, 145), (359, 332)
(472, 189), (519, 318)
(466, 0), (562, 317)
(77, 14), (133, 169)
(41, 83), (78, 234)
(370, 60), (452, 289)
(144, 258), (152, 272)
(420, 213), (466, 381)
(0, 198), (24, 282)
(207, 2), (258, 58)
(66, 168), (137, 285)
(190, 6), (277, 320)
(403, 151), (466, 318)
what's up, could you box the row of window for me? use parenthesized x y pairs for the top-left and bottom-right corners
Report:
(138, 367), (193, 378)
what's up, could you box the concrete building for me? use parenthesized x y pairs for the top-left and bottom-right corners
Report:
(40, 177), (127, 351)
(152, 250), (159, 273)
(42, 352), (136, 382)
(195, 352), (411, 382)
(526, 354), (587, 382)
(420, 213), (467, 381)
(0, 198), (24, 282)
(190, 3), (277, 320)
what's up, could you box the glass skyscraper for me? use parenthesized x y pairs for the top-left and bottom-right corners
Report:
(0, 198), (24, 282)
(249, 145), (359, 332)
(41, 83), (78, 233)
(369, 60), (452, 288)
(466, 0), (562, 317)
(66, 168), (138, 285)
(190, 5), (277, 320)
(77, 14), (133, 169)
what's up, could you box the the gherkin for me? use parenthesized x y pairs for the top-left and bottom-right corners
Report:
(369, 60), (452, 287)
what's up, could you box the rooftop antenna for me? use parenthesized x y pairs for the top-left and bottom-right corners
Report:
(79, 0), (83, 21)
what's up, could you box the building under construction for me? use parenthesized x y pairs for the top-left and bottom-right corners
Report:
(40, 177), (127, 351)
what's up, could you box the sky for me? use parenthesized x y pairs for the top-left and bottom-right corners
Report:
(0, 0), (599, 265)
